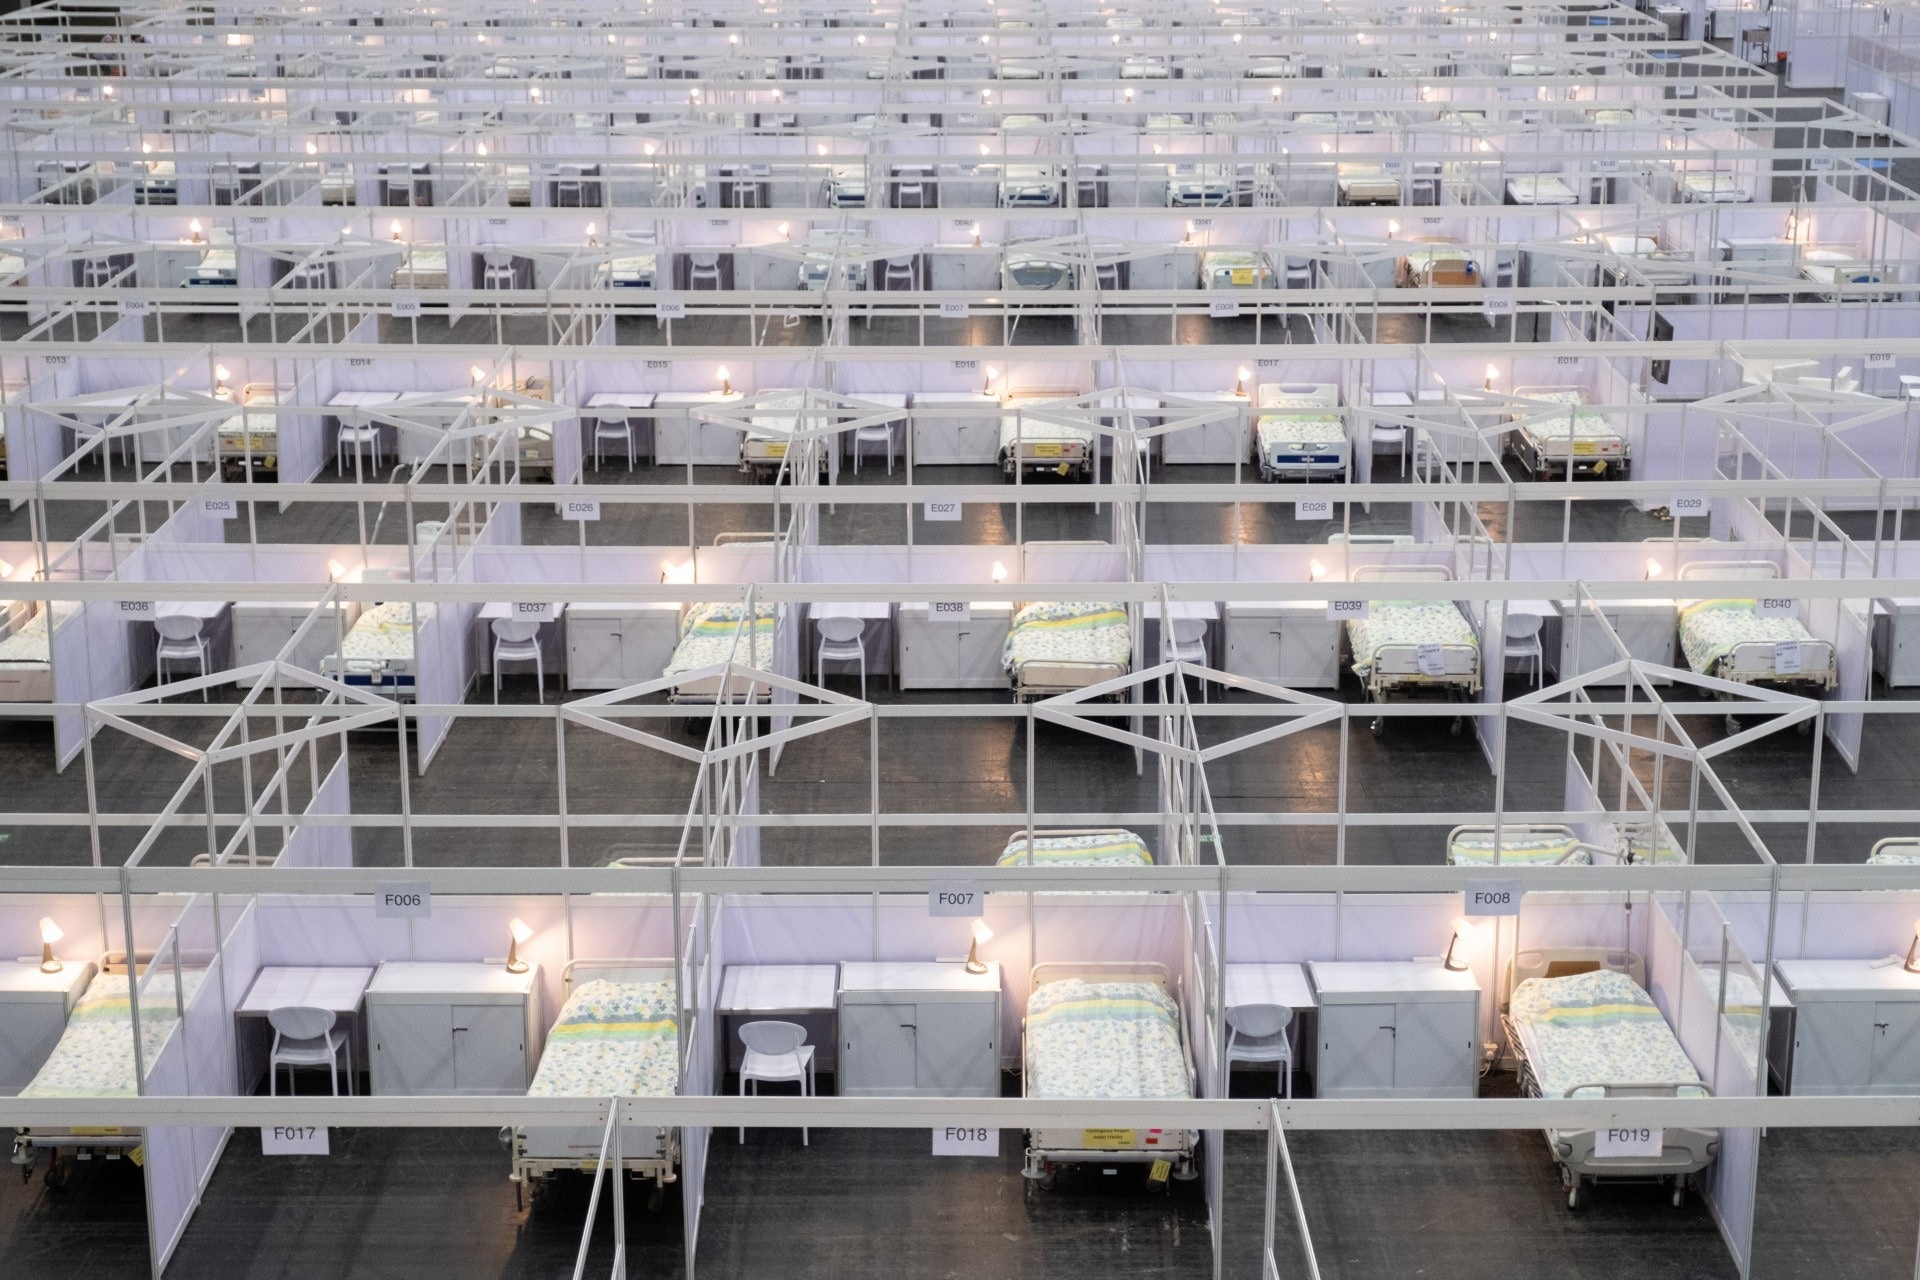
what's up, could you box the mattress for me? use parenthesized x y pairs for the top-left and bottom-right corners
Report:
(1255, 411), (1347, 455)
(186, 247), (238, 284)
(1400, 242), (1478, 287)
(1347, 600), (1477, 677)
(1800, 250), (1881, 290)
(607, 255), (657, 288)
(1448, 829), (1589, 866)
(0, 602), (77, 665)
(527, 979), (679, 1098)
(1507, 175), (1577, 205)
(997, 831), (1152, 868)
(1511, 969), (1706, 1101)
(1337, 165), (1401, 203)
(1005, 254), (1073, 290)
(1201, 251), (1268, 289)
(21, 971), (207, 1099)
(1679, 173), (1749, 203)
(1003, 602), (1131, 675)
(664, 602), (777, 677)
(1025, 979), (1190, 1100)
(218, 390), (283, 450)
(1513, 393), (1622, 453)
(335, 601), (432, 672)
(1869, 848), (1920, 865)
(999, 166), (1060, 206)
(393, 248), (448, 288)
(1677, 599), (1815, 676)
(999, 404), (1093, 451)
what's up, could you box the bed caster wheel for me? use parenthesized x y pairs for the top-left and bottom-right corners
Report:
(1369, 717), (1384, 739)
(43, 1159), (66, 1190)
(1672, 1179), (1685, 1208)
(1725, 715), (1740, 736)
(647, 1185), (666, 1214)
(1450, 716), (1464, 738)
(1798, 719), (1813, 738)
(1565, 1180), (1581, 1210)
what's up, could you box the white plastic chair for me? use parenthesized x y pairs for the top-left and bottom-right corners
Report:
(817, 615), (867, 699)
(593, 412), (634, 471)
(892, 166), (928, 208)
(688, 252), (723, 290)
(1224, 1004), (1294, 1098)
(268, 1005), (352, 1096)
(737, 1020), (815, 1144)
(1504, 610), (1544, 688)
(481, 252), (517, 291)
(155, 614), (209, 699)
(1170, 617), (1209, 701)
(337, 415), (384, 475)
(881, 256), (916, 291)
(492, 618), (544, 703)
(1094, 261), (1120, 291)
(851, 419), (894, 474)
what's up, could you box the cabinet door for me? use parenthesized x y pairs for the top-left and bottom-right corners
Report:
(1318, 1004), (1396, 1097)
(914, 1001), (996, 1096)
(1392, 1000), (1474, 1096)
(371, 1001), (454, 1095)
(899, 624), (957, 689)
(0, 1004), (67, 1093)
(1226, 622), (1281, 682)
(622, 616), (679, 683)
(568, 618), (623, 690)
(842, 1001), (919, 1094)
(913, 419), (961, 466)
(451, 1003), (528, 1094)
(1279, 618), (1340, 689)
(955, 626), (1009, 688)
(1791, 1000), (1875, 1095)
(1870, 1003), (1920, 1093)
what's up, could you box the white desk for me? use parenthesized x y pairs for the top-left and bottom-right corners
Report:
(237, 965), (376, 1016)
(479, 602), (566, 621)
(1142, 601), (1220, 621)
(585, 392), (657, 414)
(1224, 962), (1317, 1013)
(718, 963), (840, 1076)
(814, 602), (891, 622)
(328, 391), (402, 412)
(155, 601), (228, 621)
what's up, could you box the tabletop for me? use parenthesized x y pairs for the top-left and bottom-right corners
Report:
(1142, 601), (1220, 621)
(329, 391), (402, 408)
(586, 393), (657, 410)
(718, 964), (839, 1013)
(237, 966), (376, 1016)
(155, 601), (229, 621)
(1224, 963), (1317, 1012)
(813, 602), (892, 622)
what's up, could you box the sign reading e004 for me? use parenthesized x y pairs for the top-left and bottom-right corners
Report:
(928, 880), (984, 917)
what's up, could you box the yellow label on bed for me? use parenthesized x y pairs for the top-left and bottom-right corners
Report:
(70, 1126), (126, 1136)
(128, 1145), (145, 1167)
(1033, 442), (1064, 458)
(1082, 1128), (1137, 1149)
(1230, 268), (1254, 286)
(1572, 440), (1597, 455)
(764, 442), (788, 457)
(1148, 1159), (1172, 1183)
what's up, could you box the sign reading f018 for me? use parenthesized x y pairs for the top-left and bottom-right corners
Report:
(928, 880), (984, 917)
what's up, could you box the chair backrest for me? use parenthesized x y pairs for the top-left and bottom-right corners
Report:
(155, 614), (204, 643)
(818, 616), (865, 644)
(1504, 611), (1542, 642)
(739, 1019), (807, 1056)
(1171, 617), (1208, 644)
(691, 251), (720, 269)
(1225, 1003), (1292, 1039)
(268, 1005), (335, 1041)
(493, 618), (541, 644)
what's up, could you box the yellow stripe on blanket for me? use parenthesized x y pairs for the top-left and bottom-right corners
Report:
(1532, 1002), (1663, 1025)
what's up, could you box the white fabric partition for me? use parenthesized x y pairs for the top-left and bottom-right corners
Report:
(680, 897), (719, 1274)
(1023, 542), (1127, 583)
(277, 756), (354, 868)
(53, 600), (124, 771)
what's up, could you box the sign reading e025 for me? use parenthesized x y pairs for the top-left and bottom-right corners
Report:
(928, 880), (984, 917)
(1465, 880), (1521, 917)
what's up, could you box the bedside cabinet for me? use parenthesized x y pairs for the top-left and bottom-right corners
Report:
(1777, 960), (1920, 1096)
(898, 602), (1013, 690)
(839, 962), (1001, 1097)
(1556, 598), (1675, 685)
(1308, 962), (1480, 1099)
(1161, 392), (1250, 465)
(566, 602), (682, 690)
(0, 961), (94, 1094)
(1224, 601), (1341, 688)
(912, 393), (1000, 465)
(233, 600), (362, 674)
(367, 962), (540, 1096)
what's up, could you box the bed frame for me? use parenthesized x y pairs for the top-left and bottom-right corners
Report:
(1021, 961), (1198, 1186)
(1253, 382), (1348, 483)
(511, 958), (683, 1206)
(1444, 823), (1620, 867)
(1502, 947), (1719, 1209)
(1349, 564), (1481, 735)
(319, 602), (422, 702)
(665, 604), (776, 706)
(1507, 386), (1629, 482)
(1000, 391), (1094, 482)
(0, 598), (57, 704)
(1868, 836), (1920, 864)
(1008, 596), (1132, 703)
(1675, 561), (1837, 709)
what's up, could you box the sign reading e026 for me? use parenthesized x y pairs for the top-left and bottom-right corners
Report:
(1465, 880), (1521, 917)
(374, 881), (431, 919)
(561, 500), (601, 522)
(928, 880), (984, 917)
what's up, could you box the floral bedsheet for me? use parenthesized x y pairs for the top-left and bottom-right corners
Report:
(998, 831), (1153, 868)
(1025, 979), (1191, 1100)
(1347, 600), (1476, 677)
(1448, 828), (1587, 866)
(664, 602), (777, 676)
(1677, 599), (1815, 676)
(1511, 969), (1704, 1101)
(528, 978), (679, 1099)
(1003, 602), (1130, 675)
(22, 970), (207, 1098)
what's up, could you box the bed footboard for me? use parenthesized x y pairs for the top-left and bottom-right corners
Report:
(1718, 638), (1837, 688)
(1014, 660), (1130, 702)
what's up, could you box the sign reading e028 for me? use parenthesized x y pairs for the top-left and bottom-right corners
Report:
(1465, 880), (1521, 917)
(928, 880), (984, 917)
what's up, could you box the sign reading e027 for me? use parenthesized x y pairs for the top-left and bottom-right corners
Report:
(1465, 880), (1521, 917)
(928, 880), (984, 917)
(923, 499), (962, 523)
(374, 881), (431, 919)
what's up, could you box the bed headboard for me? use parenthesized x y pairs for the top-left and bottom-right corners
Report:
(1510, 946), (1645, 992)
(562, 957), (678, 990)
(1351, 563), (1454, 583)
(1257, 382), (1339, 409)
(1676, 559), (1779, 582)
(1327, 533), (1414, 546)
(1031, 961), (1171, 994)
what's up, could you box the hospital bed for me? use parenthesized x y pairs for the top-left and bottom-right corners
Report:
(1599, 234), (1694, 292)
(216, 383), (286, 481)
(1167, 164), (1240, 208)
(603, 252), (658, 290)
(11, 959), (203, 1187)
(184, 240), (238, 288)
(1003, 250), (1075, 292)
(1336, 164), (1402, 207)
(1021, 962), (1197, 1188)
(1253, 382), (1348, 482)
(319, 600), (433, 699)
(510, 960), (681, 1206)
(999, 164), (1062, 208)
(997, 828), (1153, 868)
(1507, 387), (1629, 481)
(1395, 237), (1482, 292)
(1868, 837), (1920, 865)
(391, 246), (449, 289)
(1504, 952), (1719, 1209)
(1674, 171), (1751, 204)
(1799, 249), (1891, 302)
(0, 599), (78, 704)
(1675, 562), (1837, 722)
(738, 392), (825, 480)
(1199, 249), (1272, 292)
(663, 601), (776, 703)
(825, 166), (868, 208)
(1000, 391), (1094, 481)
(1346, 564), (1481, 738)
(1505, 174), (1578, 206)
(1447, 823), (1685, 866)
(1003, 600), (1131, 701)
